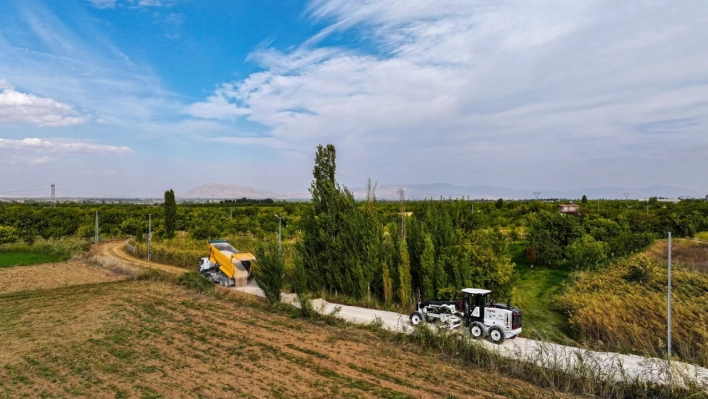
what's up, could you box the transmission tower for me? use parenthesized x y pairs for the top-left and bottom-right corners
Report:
(51, 184), (55, 206)
(533, 192), (541, 200)
(623, 193), (630, 200)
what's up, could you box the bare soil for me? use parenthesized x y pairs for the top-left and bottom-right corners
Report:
(0, 261), (126, 295)
(0, 280), (575, 399)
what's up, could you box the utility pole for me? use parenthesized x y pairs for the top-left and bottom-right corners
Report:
(148, 214), (152, 262)
(94, 211), (99, 244)
(274, 214), (282, 252)
(51, 184), (55, 207)
(668, 232), (672, 359)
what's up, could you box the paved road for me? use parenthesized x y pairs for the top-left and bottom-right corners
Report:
(96, 241), (708, 387)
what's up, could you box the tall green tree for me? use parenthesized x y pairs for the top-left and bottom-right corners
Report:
(164, 189), (177, 238)
(397, 239), (412, 305)
(420, 234), (435, 300)
(581, 195), (588, 204)
(296, 144), (377, 299)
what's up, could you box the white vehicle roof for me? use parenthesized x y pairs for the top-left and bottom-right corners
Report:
(462, 288), (491, 295)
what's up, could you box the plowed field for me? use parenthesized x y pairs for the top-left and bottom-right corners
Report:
(0, 279), (575, 398)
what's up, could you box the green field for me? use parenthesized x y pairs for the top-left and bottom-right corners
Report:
(0, 252), (62, 269)
(509, 241), (574, 343)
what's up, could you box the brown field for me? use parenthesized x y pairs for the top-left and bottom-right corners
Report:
(0, 277), (575, 399)
(0, 261), (126, 295)
(647, 239), (708, 273)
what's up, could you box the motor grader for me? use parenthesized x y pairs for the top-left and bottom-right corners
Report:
(409, 288), (522, 344)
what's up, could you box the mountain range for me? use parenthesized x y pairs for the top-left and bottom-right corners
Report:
(180, 183), (706, 201)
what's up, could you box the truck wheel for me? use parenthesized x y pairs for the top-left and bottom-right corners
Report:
(469, 322), (484, 339)
(488, 326), (505, 344)
(409, 311), (424, 326)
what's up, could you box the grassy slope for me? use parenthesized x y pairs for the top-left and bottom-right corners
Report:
(0, 279), (573, 399)
(510, 241), (574, 344)
(0, 252), (62, 269)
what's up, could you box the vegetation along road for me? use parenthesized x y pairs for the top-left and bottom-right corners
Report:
(98, 240), (708, 387)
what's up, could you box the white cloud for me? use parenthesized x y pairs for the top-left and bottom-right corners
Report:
(210, 136), (289, 150)
(0, 138), (133, 155)
(188, 0), (708, 189)
(86, 0), (116, 9)
(186, 92), (252, 119)
(0, 79), (13, 90)
(139, 0), (163, 7)
(6, 155), (55, 166)
(0, 88), (88, 127)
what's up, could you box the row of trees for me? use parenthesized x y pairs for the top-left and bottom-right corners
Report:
(294, 145), (516, 306)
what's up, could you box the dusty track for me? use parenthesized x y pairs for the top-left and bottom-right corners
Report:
(95, 241), (189, 275)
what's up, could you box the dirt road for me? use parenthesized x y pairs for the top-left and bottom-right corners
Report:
(97, 241), (708, 387)
(95, 241), (189, 275)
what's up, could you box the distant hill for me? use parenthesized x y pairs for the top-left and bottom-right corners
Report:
(350, 183), (705, 200)
(181, 182), (705, 201)
(180, 184), (278, 199)
(179, 183), (308, 200)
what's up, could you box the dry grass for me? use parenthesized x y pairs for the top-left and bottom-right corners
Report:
(0, 280), (576, 399)
(647, 239), (708, 274)
(0, 261), (126, 295)
(557, 253), (708, 368)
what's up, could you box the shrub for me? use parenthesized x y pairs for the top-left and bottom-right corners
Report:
(0, 237), (90, 259)
(565, 234), (608, 270)
(252, 241), (285, 304)
(0, 226), (19, 244)
(177, 272), (214, 293)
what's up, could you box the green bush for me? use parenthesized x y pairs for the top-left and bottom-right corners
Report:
(252, 241), (285, 304)
(177, 272), (214, 293)
(0, 226), (19, 244)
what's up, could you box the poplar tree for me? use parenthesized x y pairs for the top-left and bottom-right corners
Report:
(397, 240), (412, 305)
(420, 234), (435, 300)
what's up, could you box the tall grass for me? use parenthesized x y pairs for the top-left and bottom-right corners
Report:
(0, 237), (90, 260)
(557, 253), (708, 367)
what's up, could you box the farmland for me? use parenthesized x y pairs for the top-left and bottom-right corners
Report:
(0, 267), (575, 399)
(0, 252), (62, 268)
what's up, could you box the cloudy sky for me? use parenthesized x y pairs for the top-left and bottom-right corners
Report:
(1, 0), (707, 198)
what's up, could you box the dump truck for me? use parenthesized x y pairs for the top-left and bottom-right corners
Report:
(199, 240), (256, 287)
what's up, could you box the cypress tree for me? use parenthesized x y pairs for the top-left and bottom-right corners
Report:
(164, 189), (177, 238)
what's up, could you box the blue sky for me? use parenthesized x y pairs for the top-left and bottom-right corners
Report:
(1, 0), (707, 197)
